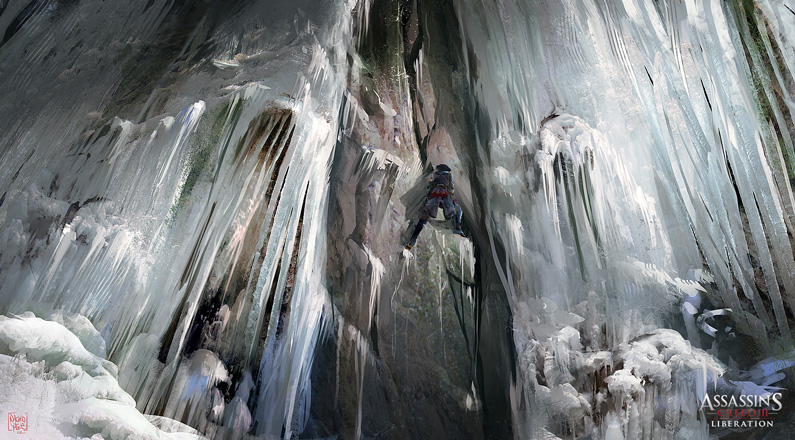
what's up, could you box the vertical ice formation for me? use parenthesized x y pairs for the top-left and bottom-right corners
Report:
(0, 0), (366, 438)
(1, 0), (795, 439)
(446, 0), (795, 438)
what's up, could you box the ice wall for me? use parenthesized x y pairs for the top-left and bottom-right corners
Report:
(0, 0), (365, 438)
(1, 0), (795, 439)
(446, 0), (795, 437)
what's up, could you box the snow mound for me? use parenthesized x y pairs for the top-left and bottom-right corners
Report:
(0, 312), (114, 377)
(0, 312), (207, 440)
(49, 311), (108, 358)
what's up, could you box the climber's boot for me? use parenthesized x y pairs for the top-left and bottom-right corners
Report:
(405, 219), (427, 250)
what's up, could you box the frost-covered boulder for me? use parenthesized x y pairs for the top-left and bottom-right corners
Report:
(524, 325), (727, 439)
(49, 311), (108, 358)
(0, 312), (114, 377)
(158, 348), (230, 430)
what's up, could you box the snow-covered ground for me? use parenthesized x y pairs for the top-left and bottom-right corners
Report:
(0, 312), (206, 440)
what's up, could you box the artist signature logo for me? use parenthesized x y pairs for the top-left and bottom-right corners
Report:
(7, 412), (27, 434)
(700, 393), (782, 428)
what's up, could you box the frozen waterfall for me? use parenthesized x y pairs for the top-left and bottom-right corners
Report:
(1, 0), (795, 439)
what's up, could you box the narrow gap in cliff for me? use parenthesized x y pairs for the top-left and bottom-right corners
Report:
(276, 191), (307, 339)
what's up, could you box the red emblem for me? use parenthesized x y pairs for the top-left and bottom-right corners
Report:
(7, 413), (27, 434)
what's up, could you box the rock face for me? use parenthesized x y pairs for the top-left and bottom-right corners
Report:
(311, 2), (518, 438)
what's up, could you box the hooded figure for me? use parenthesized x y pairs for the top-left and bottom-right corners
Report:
(405, 164), (465, 250)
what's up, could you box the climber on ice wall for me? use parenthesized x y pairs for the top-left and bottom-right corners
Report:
(405, 164), (466, 250)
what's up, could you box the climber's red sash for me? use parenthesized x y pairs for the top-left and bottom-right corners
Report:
(429, 187), (449, 198)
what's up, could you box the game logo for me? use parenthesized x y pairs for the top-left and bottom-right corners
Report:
(701, 392), (783, 428)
